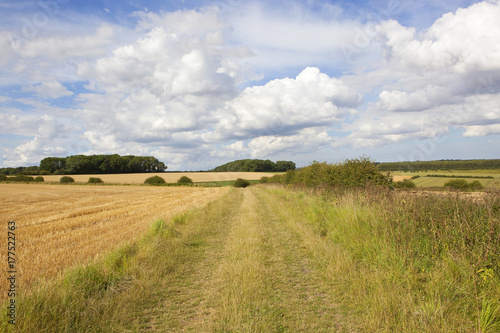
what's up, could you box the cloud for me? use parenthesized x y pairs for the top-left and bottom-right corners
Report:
(212, 67), (362, 140)
(248, 128), (332, 157)
(346, 1), (500, 146)
(74, 7), (245, 154)
(22, 81), (73, 99)
(1, 114), (70, 166)
(14, 24), (116, 60)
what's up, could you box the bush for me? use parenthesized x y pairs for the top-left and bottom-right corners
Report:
(34, 176), (44, 182)
(468, 180), (484, 190)
(88, 177), (104, 184)
(144, 176), (166, 185)
(259, 176), (269, 183)
(394, 179), (416, 189)
(11, 175), (34, 182)
(60, 176), (75, 184)
(0, 174), (7, 181)
(177, 176), (193, 185)
(234, 178), (250, 188)
(445, 179), (484, 191)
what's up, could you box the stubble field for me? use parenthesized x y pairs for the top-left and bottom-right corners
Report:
(35, 172), (277, 184)
(0, 184), (228, 299)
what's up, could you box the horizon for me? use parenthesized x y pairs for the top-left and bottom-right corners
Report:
(1, 0), (499, 171)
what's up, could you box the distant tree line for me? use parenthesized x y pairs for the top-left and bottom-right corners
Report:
(0, 154), (167, 175)
(377, 159), (500, 171)
(212, 159), (296, 172)
(39, 155), (167, 174)
(261, 157), (391, 187)
(0, 166), (40, 175)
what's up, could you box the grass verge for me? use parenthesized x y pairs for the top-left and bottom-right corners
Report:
(258, 184), (500, 332)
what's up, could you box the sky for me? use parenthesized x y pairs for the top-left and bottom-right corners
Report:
(0, 0), (499, 170)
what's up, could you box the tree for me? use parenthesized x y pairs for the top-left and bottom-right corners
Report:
(39, 157), (66, 174)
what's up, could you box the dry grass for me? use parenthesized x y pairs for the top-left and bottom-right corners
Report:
(0, 184), (228, 299)
(33, 172), (276, 184)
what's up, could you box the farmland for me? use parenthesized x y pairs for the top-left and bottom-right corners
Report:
(391, 170), (500, 188)
(26, 172), (277, 184)
(0, 184), (228, 300)
(1, 159), (500, 332)
(3, 184), (499, 332)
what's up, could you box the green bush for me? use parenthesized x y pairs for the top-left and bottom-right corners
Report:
(259, 176), (269, 183)
(60, 176), (75, 184)
(394, 179), (416, 188)
(11, 175), (34, 182)
(445, 179), (484, 191)
(468, 180), (484, 190)
(144, 176), (166, 185)
(234, 178), (250, 188)
(0, 174), (7, 181)
(177, 176), (193, 185)
(264, 157), (391, 188)
(88, 177), (104, 184)
(34, 176), (44, 182)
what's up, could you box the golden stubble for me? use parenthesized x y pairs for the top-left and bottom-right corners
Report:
(0, 184), (228, 299)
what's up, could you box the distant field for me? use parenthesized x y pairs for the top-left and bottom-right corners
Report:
(0, 184), (228, 300)
(31, 172), (277, 184)
(391, 170), (500, 188)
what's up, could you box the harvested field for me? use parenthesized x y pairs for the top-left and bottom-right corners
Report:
(32, 172), (277, 184)
(391, 175), (413, 182)
(0, 184), (228, 299)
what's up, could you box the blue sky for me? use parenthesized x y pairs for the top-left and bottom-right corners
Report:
(0, 0), (499, 170)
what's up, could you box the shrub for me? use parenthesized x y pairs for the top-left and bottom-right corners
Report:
(60, 176), (75, 184)
(88, 177), (104, 184)
(177, 176), (193, 185)
(144, 176), (165, 185)
(394, 179), (416, 189)
(444, 179), (484, 191)
(0, 174), (7, 181)
(34, 176), (44, 182)
(234, 178), (250, 188)
(468, 180), (484, 190)
(259, 176), (269, 183)
(11, 175), (34, 182)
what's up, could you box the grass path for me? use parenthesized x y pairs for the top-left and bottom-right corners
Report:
(4, 186), (344, 332)
(148, 186), (341, 332)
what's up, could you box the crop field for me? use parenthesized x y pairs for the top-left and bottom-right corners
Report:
(33, 172), (277, 184)
(0, 184), (228, 300)
(391, 169), (500, 188)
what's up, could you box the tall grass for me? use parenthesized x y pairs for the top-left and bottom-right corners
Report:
(261, 185), (500, 331)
